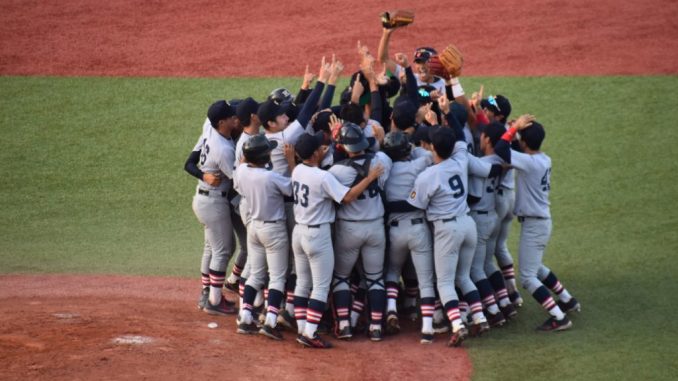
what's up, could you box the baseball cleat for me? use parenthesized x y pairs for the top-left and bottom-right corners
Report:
(259, 324), (284, 340)
(433, 321), (450, 334)
(224, 281), (239, 294)
(335, 326), (353, 340)
(509, 292), (524, 308)
(448, 326), (468, 347)
(537, 316), (573, 332)
(277, 310), (297, 331)
(368, 328), (383, 342)
(204, 296), (236, 316)
(557, 298), (581, 313)
(500, 303), (518, 320)
(385, 312), (401, 335)
(469, 321), (491, 337)
(420, 332), (434, 344)
(486, 311), (507, 328)
(197, 287), (209, 310)
(297, 334), (333, 349)
(237, 321), (259, 335)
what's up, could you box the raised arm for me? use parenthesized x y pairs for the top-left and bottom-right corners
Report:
(319, 56), (344, 109)
(295, 64), (315, 105)
(295, 57), (331, 127)
(377, 29), (398, 74)
(495, 114), (536, 163)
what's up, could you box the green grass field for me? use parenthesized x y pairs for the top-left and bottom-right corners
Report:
(1, 75), (677, 380)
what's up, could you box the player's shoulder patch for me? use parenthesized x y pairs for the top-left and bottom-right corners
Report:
(410, 191), (416, 199)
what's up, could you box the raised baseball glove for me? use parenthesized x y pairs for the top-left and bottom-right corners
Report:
(438, 44), (464, 78)
(381, 10), (415, 29)
(427, 56), (450, 80)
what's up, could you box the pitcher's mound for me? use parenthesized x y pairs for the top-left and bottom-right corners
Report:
(0, 274), (471, 381)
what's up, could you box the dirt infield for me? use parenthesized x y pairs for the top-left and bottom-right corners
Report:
(0, 275), (472, 381)
(1, 0), (676, 77)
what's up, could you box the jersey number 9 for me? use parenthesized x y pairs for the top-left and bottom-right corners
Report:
(448, 175), (465, 199)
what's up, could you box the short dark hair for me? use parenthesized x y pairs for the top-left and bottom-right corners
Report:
(520, 121), (545, 150)
(483, 122), (506, 147)
(431, 127), (454, 159)
(245, 153), (270, 166)
(340, 103), (365, 126)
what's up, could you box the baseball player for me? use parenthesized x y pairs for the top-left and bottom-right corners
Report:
(481, 94), (524, 306)
(233, 134), (293, 340)
(407, 98), (490, 346)
(467, 122), (519, 326)
(191, 100), (239, 316)
(495, 116), (580, 331)
(378, 28), (445, 94)
(329, 122), (392, 341)
(290, 131), (384, 348)
(382, 131), (438, 343)
(223, 97), (262, 292)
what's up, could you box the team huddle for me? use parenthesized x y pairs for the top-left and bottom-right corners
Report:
(183, 22), (581, 349)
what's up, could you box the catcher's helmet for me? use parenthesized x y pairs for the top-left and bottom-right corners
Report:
(269, 88), (294, 104)
(383, 131), (411, 161)
(243, 134), (277, 163)
(338, 122), (369, 153)
(413, 47), (437, 63)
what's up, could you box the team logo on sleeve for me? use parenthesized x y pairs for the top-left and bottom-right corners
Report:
(410, 191), (416, 199)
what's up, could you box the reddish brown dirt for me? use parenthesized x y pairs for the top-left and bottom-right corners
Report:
(1, 0), (676, 77)
(0, 275), (472, 381)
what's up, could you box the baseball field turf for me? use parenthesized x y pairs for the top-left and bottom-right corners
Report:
(1, 75), (676, 379)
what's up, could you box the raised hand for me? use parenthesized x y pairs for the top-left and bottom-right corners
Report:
(513, 114), (536, 130)
(424, 103), (439, 125)
(394, 52), (409, 68)
(318, 56), (331, 83)
(302, 64), (316, 90)
(329, 55), (344, 85)
(437, 94), (450, 115)
(330, 114), (344, 141)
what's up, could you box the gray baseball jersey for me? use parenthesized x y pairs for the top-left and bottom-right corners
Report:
(511, 150), (551, 218)
(235, 131), (256, 166)
(266, 120), (305, 177)
(291, 164), (349, 225)
(233, 163), (292, 221)
(196, 127), (235, 192)
(384, 154), (432, 224)
(407, 142), (470, 220)
(329, 152), (392, 221)
(469, 154), (502, 212)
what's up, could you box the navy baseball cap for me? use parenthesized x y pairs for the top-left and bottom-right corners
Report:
(295, 131), (325, 160)
(392, 99), (417, 130)
(236, 97), (260, 125)
(207, 100), (236, 128)
(257, 99), (288, 127)
(414, 47), (437, 63)
(481, 95), (512, 120)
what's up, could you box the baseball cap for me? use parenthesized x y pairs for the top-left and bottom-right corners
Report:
(480, 94), (512, 120)
(207, 100), (236, 128)
(243, 134), (278, 162)
(411, 124), (431, 145)
(295, 131), (324, 160)
(236, 97), (260, 125)
(413, 47), (437, 63)
(392, 99), (417, 130)
(257, 99), (288, 127)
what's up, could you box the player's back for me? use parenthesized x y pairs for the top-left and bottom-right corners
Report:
(385, 155), (431, 223)
(415, 158), (469, 220)
(291, 164), (347, 225)
(266, 120), (305, 177)
(197, 130), (234, 193)
(329, 152), (391, 221)
(469, 154), (502, 212)
(511, 151), (551, 218)
(233, 164), (290, 221)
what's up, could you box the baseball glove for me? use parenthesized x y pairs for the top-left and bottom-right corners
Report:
(381, 10), (415, 29)
(427, 56), (450, 80)
(438, 44), (464, 78)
